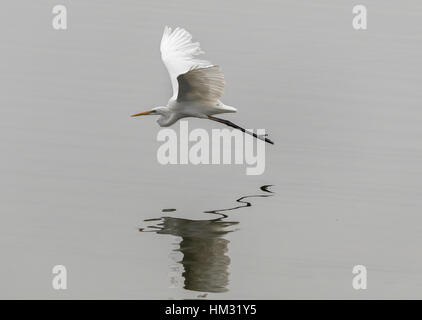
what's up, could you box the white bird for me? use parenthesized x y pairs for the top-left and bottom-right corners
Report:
(131, 26), (273, 144)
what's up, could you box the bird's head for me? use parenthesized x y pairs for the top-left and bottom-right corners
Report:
(131, 106), (169, 117)
(131, 106), (173, 127)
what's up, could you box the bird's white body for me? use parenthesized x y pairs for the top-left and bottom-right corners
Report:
(158, 99), (236, 127)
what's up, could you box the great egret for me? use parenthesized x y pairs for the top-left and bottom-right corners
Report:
(131, 26), (274, 144)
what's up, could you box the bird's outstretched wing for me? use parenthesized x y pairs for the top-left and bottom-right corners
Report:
(160, 26), (212, 100)
(177, 66), (225, 102)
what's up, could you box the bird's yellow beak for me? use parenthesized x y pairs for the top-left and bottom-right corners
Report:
(131, 110), (153, 117)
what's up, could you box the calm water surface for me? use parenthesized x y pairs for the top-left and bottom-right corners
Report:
(1, 1), (422, 298)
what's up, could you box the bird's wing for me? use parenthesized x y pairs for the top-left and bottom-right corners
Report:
(160, 26), (212, 100)
(176, 66), (225, 102)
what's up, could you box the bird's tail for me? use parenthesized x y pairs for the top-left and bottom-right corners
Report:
(219, 104), (237, 113)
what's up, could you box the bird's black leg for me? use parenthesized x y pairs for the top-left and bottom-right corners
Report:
(208, 116), (274, 145)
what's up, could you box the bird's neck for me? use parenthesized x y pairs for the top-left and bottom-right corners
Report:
(157, 108), (180, 127)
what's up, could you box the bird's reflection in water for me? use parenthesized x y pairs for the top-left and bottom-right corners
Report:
(139, 185), (274, 293)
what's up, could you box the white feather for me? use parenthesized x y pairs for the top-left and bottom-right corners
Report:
(160, 26), (212, 99)
(176, 66), (225, 102)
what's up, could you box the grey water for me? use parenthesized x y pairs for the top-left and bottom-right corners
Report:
(1, 1), (422, 299)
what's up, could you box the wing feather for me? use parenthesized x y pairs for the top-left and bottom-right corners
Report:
(160, 26), (211, 99)
(176, 66), (225, 102)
